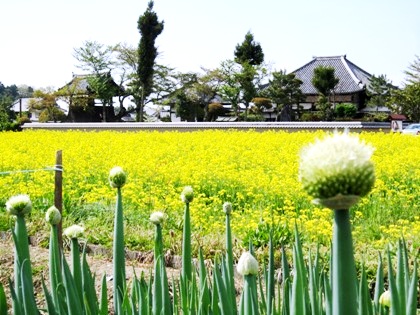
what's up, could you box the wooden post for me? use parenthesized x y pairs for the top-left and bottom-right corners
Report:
(54, 150), (63, 250)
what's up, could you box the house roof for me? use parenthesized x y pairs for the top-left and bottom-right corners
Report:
(11, 98), (68, 114)
(59, 73), (124, 96)
(292, 55), (373, 94)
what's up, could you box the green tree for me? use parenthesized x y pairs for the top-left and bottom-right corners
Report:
(234, 31), (264, 66)
(389, 83), (420, 122)
(312, 66), (339, 120)
(0, 82), (20, 128)
(175, 90), (202, 122)
(404, 55), (420, 84)
(29, 89), (66, 122)
(218, 60), (242, 119)
(233, 32), (266, 119)
(312, 66), (339, 96)
(388, 56), (420, 122)
(366, 74), (394, 112)
(73, 41), (120, 121)
(264, 70), (305, 121)
(136, 0), (164, 122)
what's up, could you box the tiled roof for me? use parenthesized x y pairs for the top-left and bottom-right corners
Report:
(292, 55), (372, 94)
(59, 73), (124, 95)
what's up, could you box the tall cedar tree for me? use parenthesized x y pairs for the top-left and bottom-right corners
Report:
(234, 31), (264, 66)
(234, 31), (264, 119)
(137, 1), (164, 121)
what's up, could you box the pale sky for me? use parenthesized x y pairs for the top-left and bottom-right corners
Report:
(1, 0), (419, 90)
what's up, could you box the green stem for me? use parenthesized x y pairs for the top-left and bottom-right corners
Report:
(113, 187), (126, 313)
(49, 225), (62, 310)
(71, 238), (83, 306)
(332, 209), (357, 315)
(13, 215), (36, 313)
(225, 214), (237, 314)
(182, 202), (192, 282)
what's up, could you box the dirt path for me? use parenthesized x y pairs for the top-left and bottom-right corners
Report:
(0, 236), (181, 312)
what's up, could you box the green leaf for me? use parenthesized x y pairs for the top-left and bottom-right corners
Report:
(41, 276), (58, 315)
(214, 263), (231, 315)
(266, 231), (275, 315)
(82, 249), (99, 314)
(387, 248), (401, 315)
(406, 260), (418, 315)
(99, 274), (108, 315)
(62, 254), (83, 315)
(373, 252), (384, 313)
(8, 278), (23, 315)
(20, 260), (39, 315)
(323, 274), (332, 315)
(358, 264), (373, 315)
(396, 240), (406, 314)
(0, 283), (8, 315)
(198, 249), (211, 314)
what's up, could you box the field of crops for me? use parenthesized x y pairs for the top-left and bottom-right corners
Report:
(0, 129), (419, 255)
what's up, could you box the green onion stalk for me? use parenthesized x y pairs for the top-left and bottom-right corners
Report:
(181, 186), (194, 283)
(299, 131), (375, 315)
(150, 211), (171, 315)
(6, 194), (38, 315)
(109, 166), (127, 314)
(45, 206), (63, 312)
(237, 251), (259, 315)
(63, 224), (85, 307)
(223, 201), (237, 314)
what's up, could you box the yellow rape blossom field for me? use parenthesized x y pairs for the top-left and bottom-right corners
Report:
(0, 129), (419, 255)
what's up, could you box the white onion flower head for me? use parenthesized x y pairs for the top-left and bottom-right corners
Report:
(181, 186), (194, 203)
(6, 194), (32, 216)
(237, 251), (259, 276)
(109, 166), (127, 188)
(223, 202), (232, 215)
(379, 290), (391, 308)
(299, 131), (375, 209)
(150, 211), (166, 225)
(45, 206), (61, 225)
(63, 225), (85, 239)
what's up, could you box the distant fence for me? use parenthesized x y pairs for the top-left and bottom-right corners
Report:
(22, 121), (393, 132)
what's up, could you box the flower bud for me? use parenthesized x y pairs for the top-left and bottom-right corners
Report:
(45, 206), (61, 225)
(223, 202), (232, 215)
(299, 132), (375, 209)
(237, 251), (259, 276)
(150, 211), (166, 225)
(6, 194), (32, 216)
(109, 166), (127, 188)
(379, 290), (391, 308)
(63, 224), (85, 239)
(181, 186), (194, 203)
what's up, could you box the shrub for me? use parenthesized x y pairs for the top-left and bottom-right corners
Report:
(335, 103), (357, 118)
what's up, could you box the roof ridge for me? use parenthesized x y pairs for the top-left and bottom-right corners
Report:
(312, 55), (345, 60)
(340, 56), (364, 88)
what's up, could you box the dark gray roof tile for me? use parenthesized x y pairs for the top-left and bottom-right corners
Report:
(292, 55), (372, 94)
